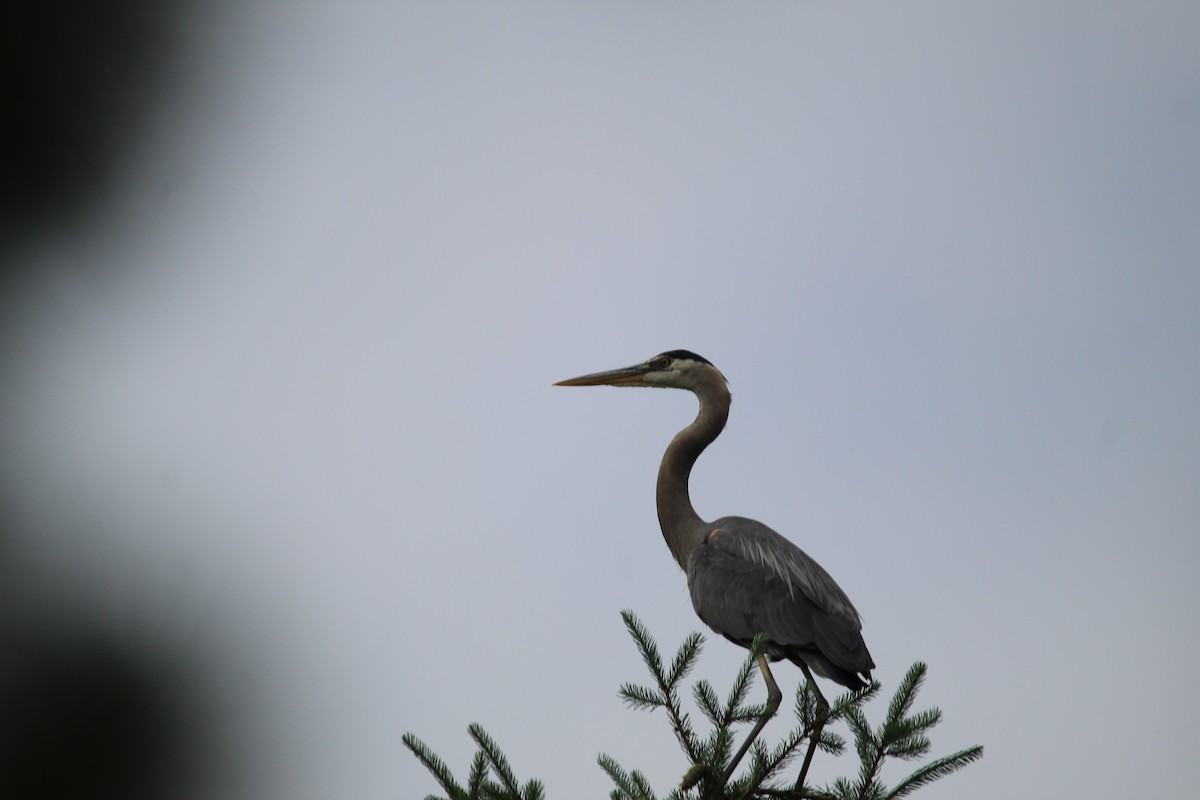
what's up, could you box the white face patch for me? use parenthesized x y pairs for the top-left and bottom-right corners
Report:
(641, 357), (699, 388)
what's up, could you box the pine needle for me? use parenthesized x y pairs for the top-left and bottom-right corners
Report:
(883, 663), (926, 730)
(469, 723), (521, 797)
(401, 733), (466, 800)
(886, 746), (985, 800)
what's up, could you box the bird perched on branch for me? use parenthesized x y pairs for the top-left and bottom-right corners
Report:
(556, 349), (874, 783)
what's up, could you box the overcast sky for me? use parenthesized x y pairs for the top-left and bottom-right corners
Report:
(3, 3), (1198, 798)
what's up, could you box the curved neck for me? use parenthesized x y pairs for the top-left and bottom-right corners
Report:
(656, 377), (730, 570)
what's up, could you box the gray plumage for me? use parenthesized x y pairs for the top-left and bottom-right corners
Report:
(556, 349), (874, 691)
(688, 515), (872, 689)
(557, 350), (874, 782)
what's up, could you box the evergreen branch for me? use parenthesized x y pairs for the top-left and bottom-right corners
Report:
(693, 679), (722, 725)
(757, 787), (839, 800)
(881, 733), (930, 762)
(521, 779), (546, 800)
(884, 746), (984, 800)
(667, 632), (705, 686)
(401, 733), (467, 800)
(880, 708), (940, 750)
(853, 777), (888, 800)
(620, 682), (667, 710)
(837, 665), (981, 800)
(722, 637), (766, 725)
(598, 753), (633, 797)
(729, 739), (777, 800)
(598, 753), (658, 800)
(799, 680), (877, 730)
(758, 723), (807, 779)
(484, 780), (512, 799)
(405, 614), (983, 800)
(816, 729), (846, 757)
(468, 723), (520, 797)
(902, 708), (941, 736)
(731, 702), (772, 725)
(620, 611), (701, 761)
(732, 686), (837, 800)
(834, 682), (882, 718)
(467, 751), (489, 798)
(883, 663), (925, 731)
(705, 724), (737, 780)
(843, 705), (876, 767)
(794, 680), (819, 727)
(621, 610), (666, 683)
(845, 706), (885, 795)
(668, 705), (702, 764)
(829, 776), (855, 800)
(629, 769), (658, 800)
(769, 684), (863, 797)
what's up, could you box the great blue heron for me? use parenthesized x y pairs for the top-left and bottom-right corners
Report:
(556, 349), (874, 785)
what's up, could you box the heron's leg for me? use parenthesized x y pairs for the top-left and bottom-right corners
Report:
(722, 653), (782, 784)
(794, 663), (830, 792)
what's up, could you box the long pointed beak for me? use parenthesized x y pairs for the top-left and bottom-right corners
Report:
(554, 362), (651, 387)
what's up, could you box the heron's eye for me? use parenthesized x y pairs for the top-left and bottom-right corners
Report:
(660, 356), (671, 368)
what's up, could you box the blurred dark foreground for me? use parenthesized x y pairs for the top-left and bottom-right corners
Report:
(2, 4), (243, 798)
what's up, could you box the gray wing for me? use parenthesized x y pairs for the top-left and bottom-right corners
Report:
(686, 516), (873, 681)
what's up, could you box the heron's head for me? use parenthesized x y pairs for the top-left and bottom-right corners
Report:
(554, 350), (727, 392)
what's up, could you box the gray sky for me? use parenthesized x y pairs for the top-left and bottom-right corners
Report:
(3, 3), (1198, 798)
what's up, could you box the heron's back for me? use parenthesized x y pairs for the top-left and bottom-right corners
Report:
(686, 516), (874, 689)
